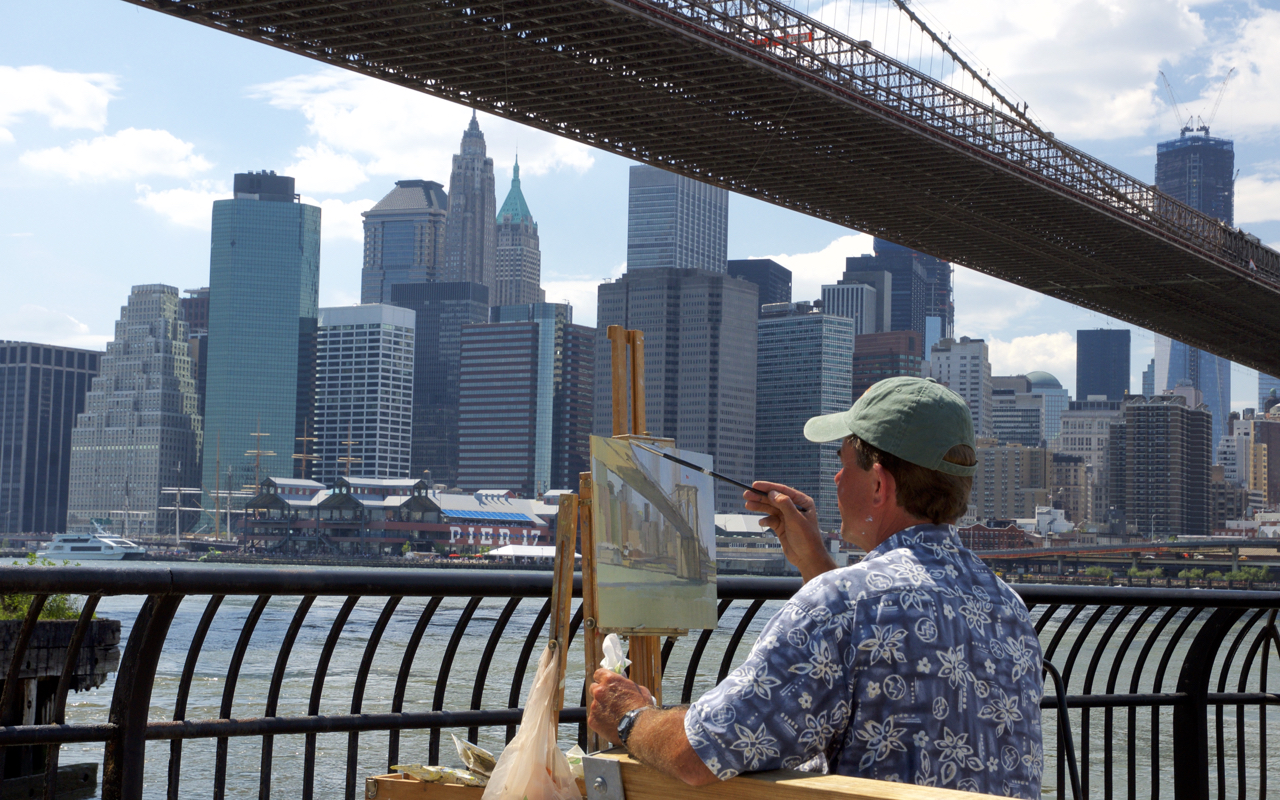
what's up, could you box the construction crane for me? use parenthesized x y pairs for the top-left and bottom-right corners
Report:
(1158, 70), (1192, 135)
(1198, 67), (1236, 137)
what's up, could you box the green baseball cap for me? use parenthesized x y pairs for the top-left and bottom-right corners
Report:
(803, 376), (977, 476)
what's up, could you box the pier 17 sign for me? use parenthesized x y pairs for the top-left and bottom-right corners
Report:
(590, 436), (717, 632)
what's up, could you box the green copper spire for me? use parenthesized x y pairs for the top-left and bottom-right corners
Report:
(497, 154), (535, 226)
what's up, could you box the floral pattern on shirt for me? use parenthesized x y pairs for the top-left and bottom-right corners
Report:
(685, 524), (1043, 799)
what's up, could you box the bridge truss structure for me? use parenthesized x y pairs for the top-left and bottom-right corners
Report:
(127, 0), (1280, 374)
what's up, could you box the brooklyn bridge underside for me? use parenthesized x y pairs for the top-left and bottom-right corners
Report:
(126, 0), (1280, 376)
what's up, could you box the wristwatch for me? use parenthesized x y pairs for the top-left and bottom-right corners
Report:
(616, 706), (648, 746)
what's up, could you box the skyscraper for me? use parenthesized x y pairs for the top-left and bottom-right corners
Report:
(1057, 398), (1124, 523)
(1076, 329), (1130, 401)
(1027, 371), (1069, 443)
(991, 376), (1044, 447)
(313, 304), (415, 485)
(1258, 374), (1280, 411)
(360, 180), (448, 304)
(1109, 394), (1212, 538)
(840, 239), (952, 341)
(68, 285), (202, 537)
(182, 287), (209, 418)
(389, 281), (489, 487)
(821, 283), (878, 334)
(756, 304), (855, 532)
(1154, 335), (1231, 455)
(443, 113), (497, 294)
(494, 158), (543, 306)
(727, 259), (791, 310)
(626, 166), (728, 272)
(969, 439), (1049, 520)
(201, 171), (320, 510)
(595, 268), (757, 511)
(1142, 359), (1155, 397)
(1156, 131), (1234, 225)
(928, 337), (993, 438)
(1153, 129), (1234, 449)
(0, 342), (100, 533)
(850, 331), (922, 400)
(456, 303), (593, 496)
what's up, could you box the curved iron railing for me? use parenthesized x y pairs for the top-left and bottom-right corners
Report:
(0, 566), (1276, 800)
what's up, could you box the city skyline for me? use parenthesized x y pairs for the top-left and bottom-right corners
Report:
(3, 0), (1280, 409)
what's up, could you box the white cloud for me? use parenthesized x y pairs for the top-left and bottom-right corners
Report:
(751, 233), (876, 302)
(1201, 8), (1280, 138)
(987, 332), (1076, 380)
(0, 65), (117, 143)
(136, 180), (230, 228)
(5, 304), (110, 350)
(1236, 170), (1280, 225)
(285, 143), (367, 194)
(250, 70), (595, 194)
(953, 267), (1043, 336)
(21, 127), (212, 180)
(301, 196), (376, 242)
(805, 0), (1206, 141)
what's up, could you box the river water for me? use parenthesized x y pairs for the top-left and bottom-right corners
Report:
(36, 562), (1280, 799)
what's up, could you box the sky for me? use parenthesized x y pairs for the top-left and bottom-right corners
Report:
(2, 0), (1279, 408)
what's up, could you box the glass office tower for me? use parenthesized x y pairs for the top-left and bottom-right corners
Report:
(1154, 130), (1234, 450)
(360, 180), (448, 304)
(755, 305), (855, 532)
(0, 342), (100, 533)
(201, 172), (320, 512)
(1076, 329), (1130, 401)
(626, 166), (728, 272)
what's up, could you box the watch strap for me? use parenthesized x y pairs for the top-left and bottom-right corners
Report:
(617, 706), (648, 746)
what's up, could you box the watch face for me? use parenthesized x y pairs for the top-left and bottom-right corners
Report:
(618, 707), (644, 745)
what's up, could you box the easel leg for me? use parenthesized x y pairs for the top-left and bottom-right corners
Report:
(550, 494), (578, 715)
(627, 636), (663, 707)
(578, 472), (605, 752)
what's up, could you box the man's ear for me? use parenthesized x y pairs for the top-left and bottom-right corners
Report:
(871, 462), (895, 509)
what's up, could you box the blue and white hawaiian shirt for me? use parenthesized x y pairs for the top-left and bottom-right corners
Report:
(685, 524), (1043, 799)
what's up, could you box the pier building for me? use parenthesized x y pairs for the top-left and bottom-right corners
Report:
(243, 476), (554, 553)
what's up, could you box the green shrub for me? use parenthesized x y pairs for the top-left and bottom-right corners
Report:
(0, 554), (85, 621)
(1222, 566), (1270, 582)
(1127, 567), (1163, 578)
(1207, 571), (1224, 580)
(1178, 568), (1205, 579)
(1084, 566), (1112, 578)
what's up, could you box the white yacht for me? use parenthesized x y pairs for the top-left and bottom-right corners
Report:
(41, 529), (147, 561)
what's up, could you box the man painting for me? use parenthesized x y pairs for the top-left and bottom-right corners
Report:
(588, 376), (1044, 798)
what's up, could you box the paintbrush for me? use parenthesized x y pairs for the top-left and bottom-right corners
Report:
(629, 440), (811, 513)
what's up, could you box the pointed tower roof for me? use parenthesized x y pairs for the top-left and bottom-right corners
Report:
(497, 156), (534, 225)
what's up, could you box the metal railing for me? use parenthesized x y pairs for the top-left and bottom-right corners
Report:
(0, 566), (1276, 799)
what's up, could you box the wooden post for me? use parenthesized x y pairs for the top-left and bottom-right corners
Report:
(578, 471), (606, 752)
(627, 637), (663, 707)
(627, 329), (647, 436)
(549, 493), (578, 714)
(608, 325), (630, 437)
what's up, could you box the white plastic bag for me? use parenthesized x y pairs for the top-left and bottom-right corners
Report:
(482, 644), (580, 800)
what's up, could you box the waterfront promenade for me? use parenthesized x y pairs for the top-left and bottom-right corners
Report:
(0, 562), (1276, 799)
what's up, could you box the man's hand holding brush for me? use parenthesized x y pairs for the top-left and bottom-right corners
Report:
(743, 482), (836, 583)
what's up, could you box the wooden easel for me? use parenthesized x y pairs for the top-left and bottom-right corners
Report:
(577, 326), (676, 750)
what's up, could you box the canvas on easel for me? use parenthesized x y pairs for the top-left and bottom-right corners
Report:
(589, 435), (718, 632)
